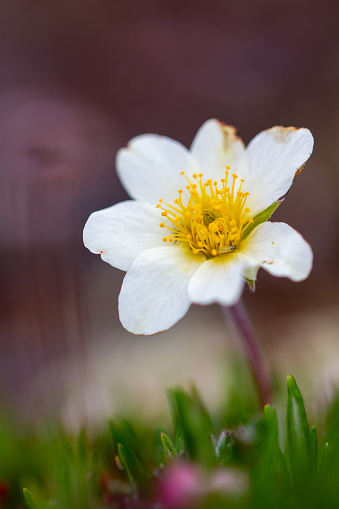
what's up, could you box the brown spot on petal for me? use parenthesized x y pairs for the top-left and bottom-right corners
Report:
(271, 126), (300, 143)
(217, 120), (244, 160)
(295, 164), (305, 176)
(219, 122), (241, 143)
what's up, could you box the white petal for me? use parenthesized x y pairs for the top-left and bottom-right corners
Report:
(187, 254), (246, 306)
(239, 222), (313, 281)
(119, 247), (204, 335)
(238, 126), (314, 216)
(190, 119), (245, 181)
(116, 134), (198, 204)
(83, 201), (165, 271)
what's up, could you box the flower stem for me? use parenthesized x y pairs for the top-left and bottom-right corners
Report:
(222, 300), (273, 407)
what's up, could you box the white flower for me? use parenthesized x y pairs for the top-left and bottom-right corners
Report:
(83, 119), (314, 335)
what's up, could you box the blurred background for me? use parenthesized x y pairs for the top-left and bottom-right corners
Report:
(0, 0), (339, 427)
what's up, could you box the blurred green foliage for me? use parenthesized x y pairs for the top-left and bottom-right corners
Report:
(2, 374), (339, 508)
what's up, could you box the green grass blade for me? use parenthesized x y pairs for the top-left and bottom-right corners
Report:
(117, 443), (137, 497)
(309, 425), (318, 477)
(169, 387), (215, 466)
(160, 432), (177, 462)
(23, 488), (38, 509)
(318, 442), (330, 476)
(286, 375), (311, 485)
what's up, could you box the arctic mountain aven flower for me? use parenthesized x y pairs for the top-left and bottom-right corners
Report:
(83, 120), (314, 335)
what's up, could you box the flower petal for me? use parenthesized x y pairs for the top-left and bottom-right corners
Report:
(83, 201), (165, 271)
(239, 222), (313, 281)
(238, 126), (314, 216)
(187, 254), (246, 306)
(116, 134), (198, 204)
(119, 247), (204, 335)
(190, 119), (245, 181)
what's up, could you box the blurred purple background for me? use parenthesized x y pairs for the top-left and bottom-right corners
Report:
(1, 0), (339, 424)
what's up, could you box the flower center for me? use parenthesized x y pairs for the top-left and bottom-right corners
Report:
(157, 167), (253, 257)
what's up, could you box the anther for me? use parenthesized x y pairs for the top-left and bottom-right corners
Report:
(158, 170), (252, 257)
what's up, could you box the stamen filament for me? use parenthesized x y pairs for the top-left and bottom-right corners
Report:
(158, 170), (252, 257)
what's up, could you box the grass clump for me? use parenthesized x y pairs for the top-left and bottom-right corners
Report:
(1, 374), (339, 508)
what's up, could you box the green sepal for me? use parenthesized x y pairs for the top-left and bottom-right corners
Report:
(286, 374), (311, 485)
(242, 200), (282, 240)
(160, 432), (177, 462)
(245, 278), (256, 291)
(23, 489), (38, 509)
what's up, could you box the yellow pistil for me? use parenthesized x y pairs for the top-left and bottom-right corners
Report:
(157, 169), (254, 257)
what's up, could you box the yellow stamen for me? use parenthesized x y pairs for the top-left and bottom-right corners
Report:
(158, 173), (252, 257)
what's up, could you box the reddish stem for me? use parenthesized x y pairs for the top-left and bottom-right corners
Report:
(223, 300), (273, 407)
